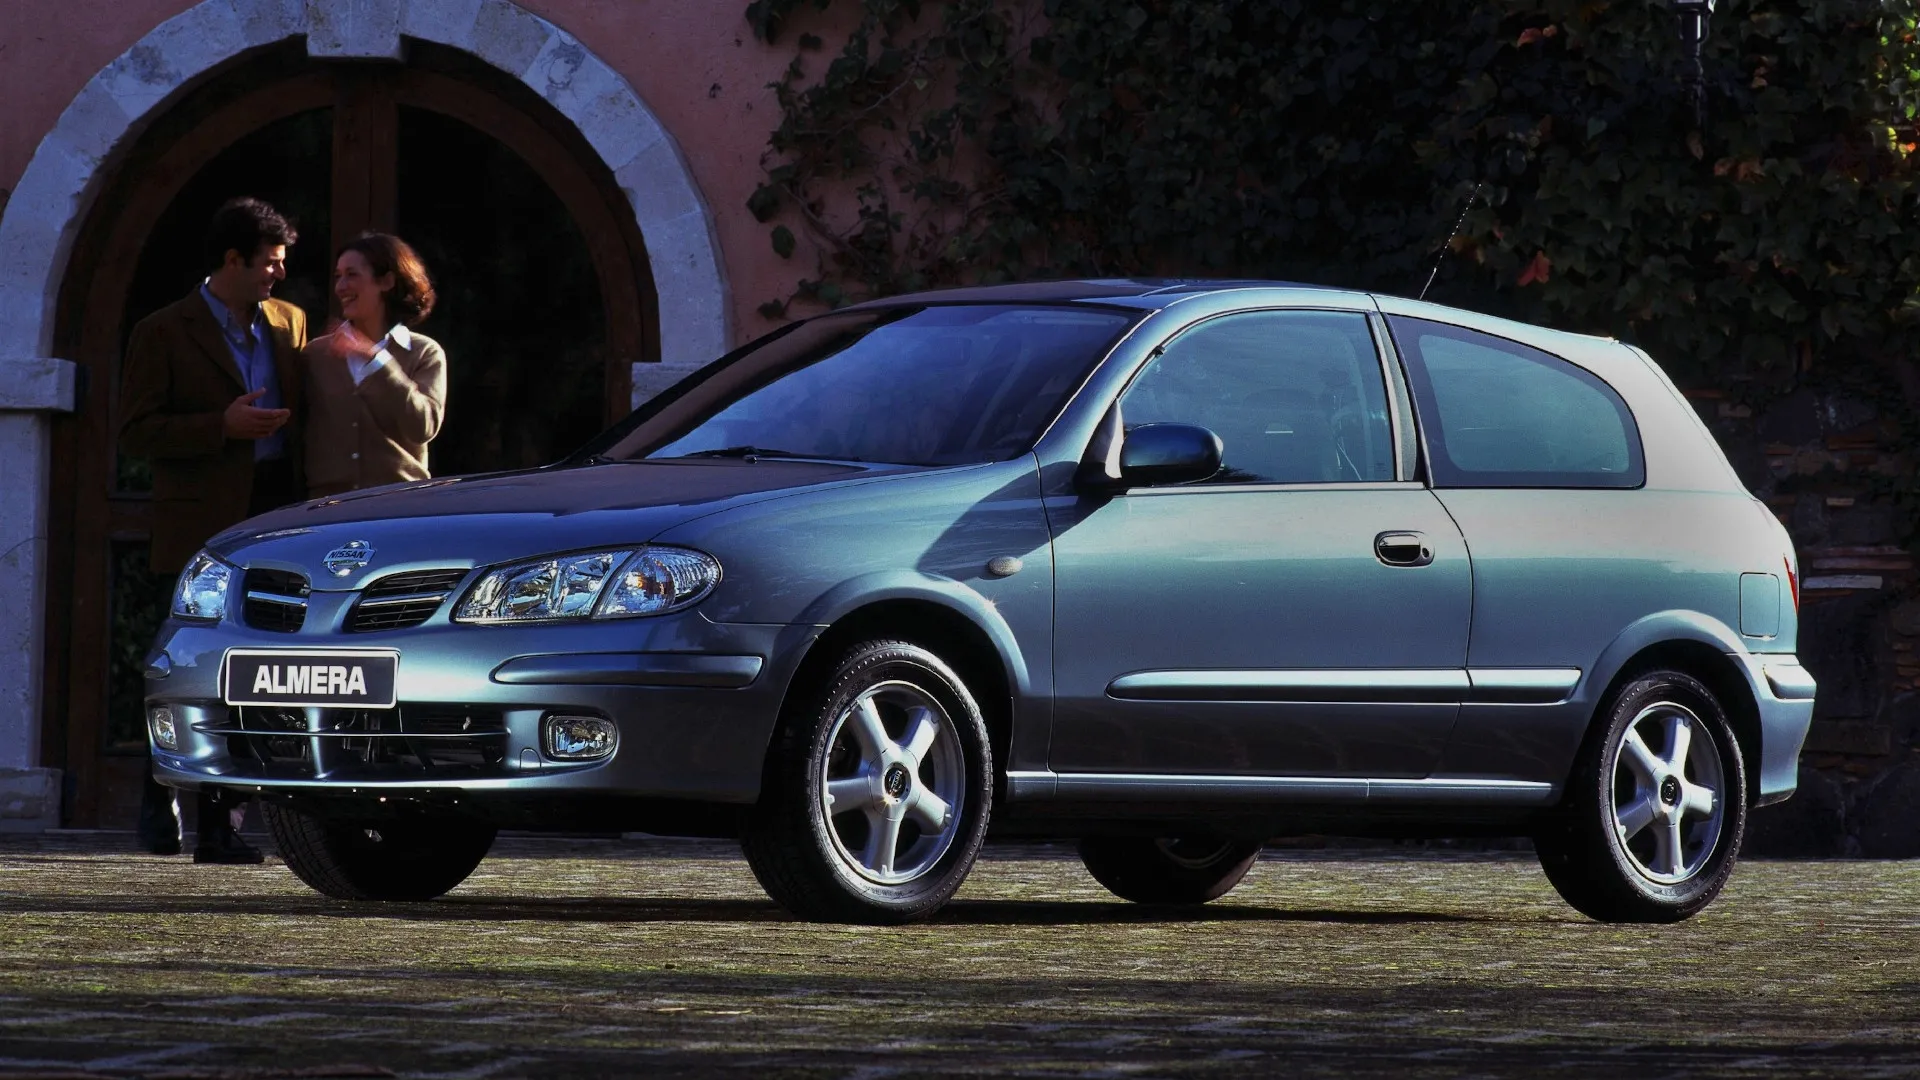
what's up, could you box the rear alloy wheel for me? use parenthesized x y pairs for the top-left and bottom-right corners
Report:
(263, 802), (495, 901)
(742, 640), (992, 924)
(1079, 834), (1263, 904)
(1535, 670), (1747, 923)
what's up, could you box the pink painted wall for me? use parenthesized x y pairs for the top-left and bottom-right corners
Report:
(0, 1), (188, 201)
(0, 0), (819, 346)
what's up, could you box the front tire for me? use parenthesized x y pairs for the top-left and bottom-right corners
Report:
(742, 640), (993, 924)
(264, 803), (495, 901)
(1534, 670), (1747, 923)
(1079, 834), (1262, 904)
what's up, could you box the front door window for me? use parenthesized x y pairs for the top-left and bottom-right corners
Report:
(1119, 309), (1395, 485)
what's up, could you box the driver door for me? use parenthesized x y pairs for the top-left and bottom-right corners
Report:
(1046, 308), (1473, 779)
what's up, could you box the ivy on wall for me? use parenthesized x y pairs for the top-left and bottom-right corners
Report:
(746, 0), (1028, 308)
(747, 0), (1920, 522)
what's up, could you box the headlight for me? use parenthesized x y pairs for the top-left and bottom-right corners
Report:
(172, 552), (234, 622)
(455, 550), (627, 623)
(454, 547), (720, 623)
(597, 548), (722, 618)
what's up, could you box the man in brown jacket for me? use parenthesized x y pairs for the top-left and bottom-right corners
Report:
(119, 197), (307, 863)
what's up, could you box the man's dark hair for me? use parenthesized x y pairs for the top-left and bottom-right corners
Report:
(203, 197), (297, 272)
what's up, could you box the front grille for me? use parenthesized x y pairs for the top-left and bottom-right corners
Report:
(345, 569), (468, 633)
(242, 568), (309, 633)
(222, 704), (508, 778)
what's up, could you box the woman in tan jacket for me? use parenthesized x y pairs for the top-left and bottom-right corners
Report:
(304, 233), (448, 498)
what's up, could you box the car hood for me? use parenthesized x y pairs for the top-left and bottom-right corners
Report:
(207, 459), (919, 588)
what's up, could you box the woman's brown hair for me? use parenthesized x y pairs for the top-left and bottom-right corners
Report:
(340, 232), (435, 326)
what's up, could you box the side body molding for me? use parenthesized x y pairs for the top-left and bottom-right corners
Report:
(1436, 609), (1762, 786)
(1105, 668), (1581, 705)
(492, 653), (763, 688)
(1005, 770), (1555, 805)
(1017, 670), (1584, 806)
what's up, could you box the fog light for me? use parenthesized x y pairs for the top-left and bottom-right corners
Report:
(149, 706), (179, 750)
(543, 715), (617, 760)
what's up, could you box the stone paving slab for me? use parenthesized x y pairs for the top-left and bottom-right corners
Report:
(0, 834), (1915, 1078)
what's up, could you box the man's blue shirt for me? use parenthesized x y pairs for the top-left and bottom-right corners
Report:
(199, 282), (286, 462)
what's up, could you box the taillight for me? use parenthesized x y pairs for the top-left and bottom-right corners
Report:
(1784, 554), (1799, 612)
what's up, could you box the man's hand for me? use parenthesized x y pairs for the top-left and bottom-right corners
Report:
(223, 388), (290, 440)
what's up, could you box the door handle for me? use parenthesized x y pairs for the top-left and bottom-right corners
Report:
(1375, 531), (1434, 567)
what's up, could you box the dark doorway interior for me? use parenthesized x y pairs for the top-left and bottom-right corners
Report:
(397, 106), (608, 475)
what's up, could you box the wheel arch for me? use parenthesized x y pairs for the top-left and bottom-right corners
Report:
(1580, 612), (1764, 801)
(774, 574), (1031, 798)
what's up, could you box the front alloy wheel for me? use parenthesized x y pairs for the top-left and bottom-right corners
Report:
(819, 680), (968, 885)
(1535, 669), (1747, 923)
(743, 640), (992, 923)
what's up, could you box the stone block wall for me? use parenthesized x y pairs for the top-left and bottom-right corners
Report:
(1698, 385), (1920, 857)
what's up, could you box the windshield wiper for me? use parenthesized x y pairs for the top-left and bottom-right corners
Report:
(677, 445), (807, 459)
(672, 446), (862, 462)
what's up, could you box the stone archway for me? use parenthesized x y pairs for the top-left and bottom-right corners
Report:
(0, 0), (733, 828)
(0, 0), (730, 374)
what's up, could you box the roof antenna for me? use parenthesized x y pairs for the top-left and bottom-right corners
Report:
(1418, 181), (1485, 302)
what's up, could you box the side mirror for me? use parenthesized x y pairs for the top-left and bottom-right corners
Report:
(1115, 423), (1222, 488)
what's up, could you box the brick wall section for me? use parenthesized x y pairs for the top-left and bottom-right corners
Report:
(1692, 385), (1920, 857)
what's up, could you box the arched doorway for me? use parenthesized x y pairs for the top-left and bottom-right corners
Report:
(43, 40), (661, 826)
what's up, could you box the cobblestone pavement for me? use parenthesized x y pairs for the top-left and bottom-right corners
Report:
(0, 834), (1915, 1079)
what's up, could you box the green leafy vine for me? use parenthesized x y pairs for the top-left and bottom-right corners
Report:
(746, 0), (1920, 541)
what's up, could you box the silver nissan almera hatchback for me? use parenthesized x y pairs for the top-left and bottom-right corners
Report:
(146, 281), (1815, 924)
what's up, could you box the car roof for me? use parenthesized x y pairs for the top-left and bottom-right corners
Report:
(842, 278), (1345, 310)
(841, 278), (1621, 353)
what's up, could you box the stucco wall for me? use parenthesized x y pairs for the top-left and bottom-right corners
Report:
(0, 0), (802, 345)
(0, 3), (185, 212)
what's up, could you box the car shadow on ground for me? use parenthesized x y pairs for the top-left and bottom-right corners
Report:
(0, 891), (1494, 926)
(932, 899), (1488, 925)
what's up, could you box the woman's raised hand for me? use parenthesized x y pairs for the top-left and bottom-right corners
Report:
(315, 320), (378, 363)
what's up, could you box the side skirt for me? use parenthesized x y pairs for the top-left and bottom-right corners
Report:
(1005, 770), (1556, 806)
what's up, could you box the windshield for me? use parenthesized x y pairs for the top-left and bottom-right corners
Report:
(583, 304), (1140, 466)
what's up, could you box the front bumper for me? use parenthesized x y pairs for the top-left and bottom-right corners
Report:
(1733, 651), (1816, 807)
(144, 602), (818, 805)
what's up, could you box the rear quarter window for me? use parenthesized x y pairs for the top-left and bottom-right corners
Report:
(1388, 316), (1644, 489)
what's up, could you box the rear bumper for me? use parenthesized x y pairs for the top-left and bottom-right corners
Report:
(1733, 652), (1815, 807)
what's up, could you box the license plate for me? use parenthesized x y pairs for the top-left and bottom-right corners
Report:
(223, 649), (399, 708)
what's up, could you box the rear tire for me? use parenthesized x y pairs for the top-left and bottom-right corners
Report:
(1534, 669), (1747, 923)
(263, 802), (495, 901)
(1079, 834), (1262, 904)
(742, 640), (992, 924)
